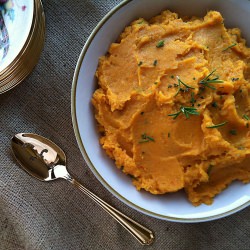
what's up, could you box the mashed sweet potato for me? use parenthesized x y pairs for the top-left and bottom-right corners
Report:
(92, 10), (250, 206)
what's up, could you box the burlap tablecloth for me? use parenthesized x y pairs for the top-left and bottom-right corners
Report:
(1, 0), (250, 249)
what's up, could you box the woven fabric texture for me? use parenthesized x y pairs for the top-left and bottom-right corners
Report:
(0, 0), (250, 249)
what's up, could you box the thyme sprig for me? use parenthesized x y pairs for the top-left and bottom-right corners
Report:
(206, 121), (227, 128)
(168, 106), (199, 119)
(174, 76), (195, 96)
(156, 40), (165, 48)
(199, 69), (224, 90)
(243, 114), (250, 121)
(139, 133), (155, 143)
(222, 43), (237, 52)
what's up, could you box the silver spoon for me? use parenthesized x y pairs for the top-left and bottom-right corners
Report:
(11, 133), (154, 245)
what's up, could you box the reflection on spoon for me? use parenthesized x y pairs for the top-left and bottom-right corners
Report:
(11, 133), (154, 245)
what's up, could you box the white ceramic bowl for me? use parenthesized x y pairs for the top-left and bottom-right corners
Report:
(72, 0), (250, 222)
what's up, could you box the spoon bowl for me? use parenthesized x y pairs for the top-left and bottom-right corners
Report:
(11, 133), (66, 181)
(11, 133), (154, 245)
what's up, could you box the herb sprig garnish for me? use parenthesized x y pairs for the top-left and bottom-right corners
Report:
(222, 43), (237, 52)
(174, 76), (195, 96)
(243, 114), (250, 121)
(199, 69), (224, 90)
(139, 133), (155, 143)
(231, 77), (239, 82)
(156, 40), (165, 48)
(168, 106), (199, 119)
(206, 121), (227, 128)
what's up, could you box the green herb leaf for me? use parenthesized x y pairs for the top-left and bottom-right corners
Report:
(139, 133), (155, 143)
(153, 60), (158, 66)
(181, 106), (199, 118)
(199, 69), (224, 90)
(229, 129), (237, 135)
(168, 110), (181, 119)
(168, 106), (199, 119)
(206, 121), (228, 128)
(156, 40), (165, 48)
(174, 76), (195, 96)
(177, 76), (195, 89)
(222, 43), (237, 52)
(243, 114), (250, 120)
(231, 77), (239, 82)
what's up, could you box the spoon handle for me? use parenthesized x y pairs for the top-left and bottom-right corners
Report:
(67, 176), (154, 245)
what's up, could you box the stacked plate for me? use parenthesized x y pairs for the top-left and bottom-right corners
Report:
(0, 0), (45, 94)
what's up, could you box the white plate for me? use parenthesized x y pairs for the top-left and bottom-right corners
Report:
(72, 0), (250, 222)
(0, 0), (34, 72)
